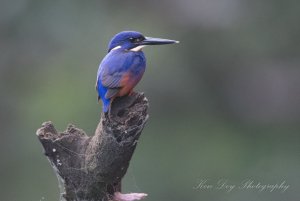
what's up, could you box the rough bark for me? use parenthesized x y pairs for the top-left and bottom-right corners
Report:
(36, 92), (149, 201)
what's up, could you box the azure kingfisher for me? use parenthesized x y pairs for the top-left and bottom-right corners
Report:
(96, 31), (179, 113)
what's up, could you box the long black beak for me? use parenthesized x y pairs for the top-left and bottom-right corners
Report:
(141, 37), (179, 45)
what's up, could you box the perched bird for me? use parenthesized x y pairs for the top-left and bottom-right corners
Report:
(96, 31), (178, 113)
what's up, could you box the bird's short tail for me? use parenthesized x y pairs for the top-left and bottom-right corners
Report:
(102, 100), (110, 113)
(97, 80), (111, 113)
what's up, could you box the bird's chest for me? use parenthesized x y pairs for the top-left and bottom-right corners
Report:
(125, 52), (146, 76)
(125, 54), (146, 86)
(118, 53), (146, 95)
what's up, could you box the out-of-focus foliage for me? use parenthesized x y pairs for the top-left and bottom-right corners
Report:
(0, 0), (299, 201)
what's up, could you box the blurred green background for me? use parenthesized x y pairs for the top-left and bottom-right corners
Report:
(1, 0), (299, 201)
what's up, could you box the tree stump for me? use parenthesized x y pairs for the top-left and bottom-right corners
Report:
(36, 92), (149, 201)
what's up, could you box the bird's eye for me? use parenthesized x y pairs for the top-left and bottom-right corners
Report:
(129, 37), (144, 43)
(129, 37), (135, 42)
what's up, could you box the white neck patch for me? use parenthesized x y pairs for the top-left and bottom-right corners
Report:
(111, 45), (121, 51)
(130, 45), (146, 52)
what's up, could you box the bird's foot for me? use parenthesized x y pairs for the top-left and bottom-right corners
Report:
(113, 192), (147, 201)
(128, 90), (134, 96)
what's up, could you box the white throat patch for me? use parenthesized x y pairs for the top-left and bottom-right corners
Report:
(130, 45), (146, 52)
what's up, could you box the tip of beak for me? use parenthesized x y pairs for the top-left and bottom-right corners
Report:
(175, 41), (180, 44)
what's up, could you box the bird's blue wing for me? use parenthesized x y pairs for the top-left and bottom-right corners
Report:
(96, 50), (145, 112)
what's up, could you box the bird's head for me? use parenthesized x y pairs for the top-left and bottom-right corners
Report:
(107, 31), (179, 52)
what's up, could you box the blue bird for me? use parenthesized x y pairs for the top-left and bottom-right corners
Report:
(96, 31), (179, 113)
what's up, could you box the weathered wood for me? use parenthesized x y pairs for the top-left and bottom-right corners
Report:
(36, 92), (148, 201)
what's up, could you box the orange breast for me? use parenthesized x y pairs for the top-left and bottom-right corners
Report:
(118, 71), (144, 96)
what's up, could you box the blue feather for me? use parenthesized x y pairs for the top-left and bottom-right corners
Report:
(96, 31), (178, 113)
(96, 79), (110, 112)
